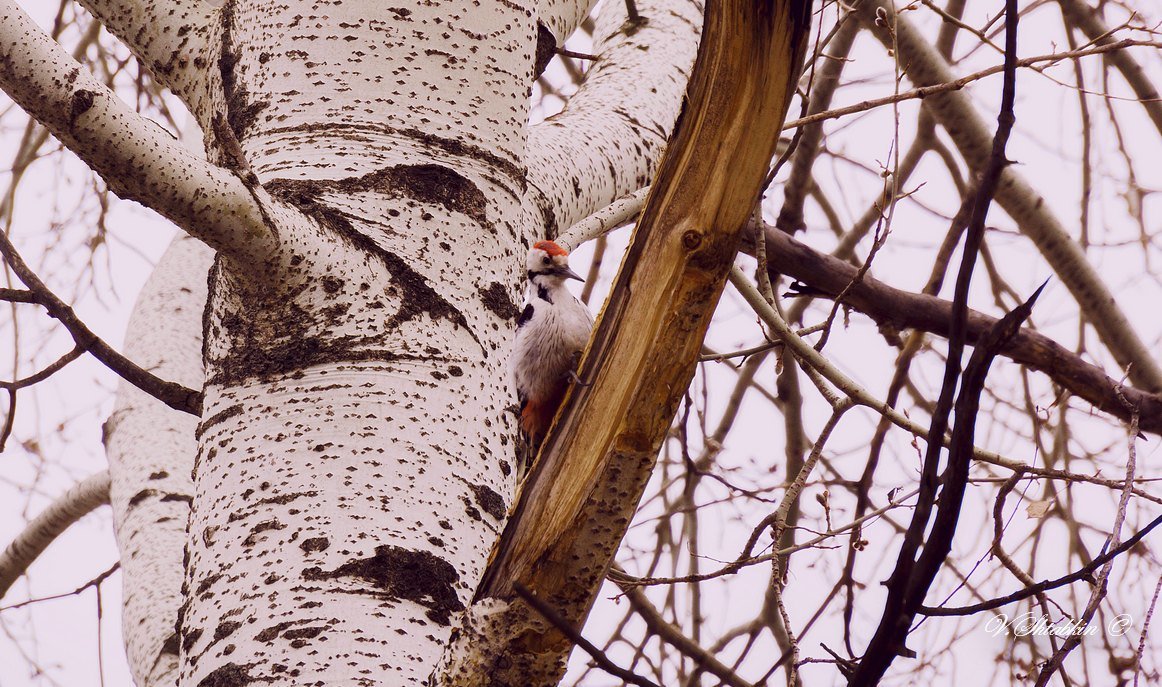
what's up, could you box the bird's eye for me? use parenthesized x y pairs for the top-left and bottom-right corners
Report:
(542, 256), (551, 265)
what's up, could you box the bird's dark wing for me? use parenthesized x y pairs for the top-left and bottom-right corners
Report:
(516, 303), (534, 328)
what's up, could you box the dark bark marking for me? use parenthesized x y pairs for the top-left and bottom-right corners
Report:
(128, 488), (156, 507)
(213, 620), (242, 642)
(479, 282), (520, 321)
(243, 518), (285, 546)
(218, 1), (268, 141)
(534, 22), (556, 78)
(302, 545), (464, 626)
(160, 631), (180, 657)
(197, 572), (224, 595)
(228, 491), (318, 522)
(537, 199), (558, 239)
(128, 489), (191, 507)
(400, 127), (525, 188)
(254, 621), (295, 642)
(284, 626), (323, 640)
(265, 178), (483, 350)
(205, 244), (428, 386)
(461, 495), (482, 522)
(149, 470), (169, 480)
(316, 164), (490, 232)
(197, 403), (246, 438)
(469, 483), (506, 520)
(182, 628), (203, 652)
(68, 89), (94, 127)
(300, 536), (330, 552)
(195, 662), (262, 687)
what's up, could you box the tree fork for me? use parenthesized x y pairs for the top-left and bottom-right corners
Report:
(438, 0), (814, 683)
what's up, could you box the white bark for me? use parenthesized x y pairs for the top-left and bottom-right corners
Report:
(0, 0), (270, 262)
(73, 0), (214, 108)
(0, 471), (111, 600)
(524, 0), (702, 233)
(0, 0), (703, 682)
(536, 0), (598, 45)
(105, 235), (211, 687)
(175, 1), (535, 683)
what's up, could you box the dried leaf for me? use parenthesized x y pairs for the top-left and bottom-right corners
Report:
(1026, 499), (1054, 519)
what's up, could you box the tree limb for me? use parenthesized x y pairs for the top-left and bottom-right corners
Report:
(554, 191), (1162, 435)
(1055, 0), (1162, 138)
(73, 0), (214, 107)
(524, 0), (701, 234)
(920, 512), (1162, 617)
(751, 226), (1162, 436)
(0, 228), (201, 415)
(0, 471), (111, 601)
(852, 0), (1162, 392)
(851, 4), (1021, 678)
(0, 0), (273, 263)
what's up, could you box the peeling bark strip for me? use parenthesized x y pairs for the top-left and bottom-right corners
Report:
(303, 545), (464, 626)
(439, 0), (814, 683)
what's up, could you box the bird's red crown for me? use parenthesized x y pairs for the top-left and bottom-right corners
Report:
(533, 240), (569, 257)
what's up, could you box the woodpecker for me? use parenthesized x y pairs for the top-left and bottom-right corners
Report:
(509, 240), (594, 459)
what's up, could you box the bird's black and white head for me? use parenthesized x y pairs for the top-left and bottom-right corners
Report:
(526, 240), (583, 289)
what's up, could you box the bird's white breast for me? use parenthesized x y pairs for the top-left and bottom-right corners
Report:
(509, 285), (594, 404)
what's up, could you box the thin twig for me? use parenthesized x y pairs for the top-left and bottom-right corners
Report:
(919, 513), (1162, 616)
(0, 229), (201, 415)
(512, 582), (661, 687)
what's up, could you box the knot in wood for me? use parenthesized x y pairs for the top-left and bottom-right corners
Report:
(681, 229), (703, 251)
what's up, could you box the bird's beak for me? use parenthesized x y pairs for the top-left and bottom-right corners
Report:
(558, 266), (584, 282)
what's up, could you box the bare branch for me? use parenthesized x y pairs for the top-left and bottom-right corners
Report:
(0, 229), (201, 415)
(853, 0), (1162, 391)
(0, 0), (273, 263)
(73, 0), (214, 105)
(0, 471), (111, 601)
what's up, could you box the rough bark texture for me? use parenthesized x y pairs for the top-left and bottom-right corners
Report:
(176, 2), (534, 683)
(39, 0), (701, 683)
(525, 0), (702, 233)
(105, 235), (209, 687)
(437, 1), (813, 684)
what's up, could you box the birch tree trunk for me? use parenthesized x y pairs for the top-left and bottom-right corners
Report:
(0, 0), (698, 683)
